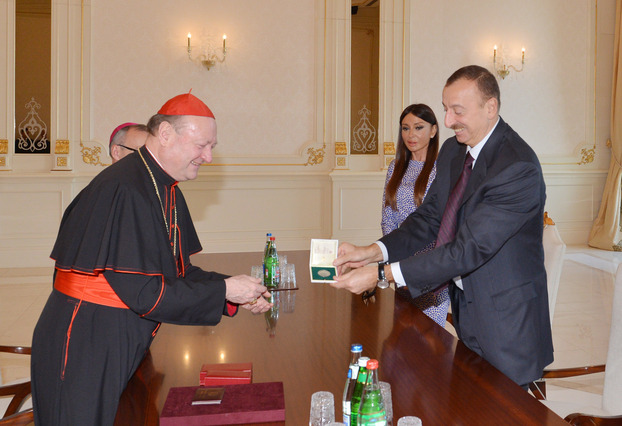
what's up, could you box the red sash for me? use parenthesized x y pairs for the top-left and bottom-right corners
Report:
(54, 270), (129, 309)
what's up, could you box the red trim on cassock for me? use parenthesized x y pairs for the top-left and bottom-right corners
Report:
(176, 222), (185, 276)
(151, 322), (162, 337)
(226, 301), (238, 316)
(61, 299), (83, 380)
(141, 275), (166, 318)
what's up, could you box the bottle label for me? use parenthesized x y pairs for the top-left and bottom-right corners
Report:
(359, 421), (386, 426)
(359, 410), (387, 426)
(343, 412), (350, 426)
(264, 258), (279, 287)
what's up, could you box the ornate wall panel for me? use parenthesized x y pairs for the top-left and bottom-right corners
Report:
(0, 0), (615, 269)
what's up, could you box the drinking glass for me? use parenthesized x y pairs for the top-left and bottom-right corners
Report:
(250, 265), (263, 280)
(397, 416), (422, 426)
(280, 264), (296, 288)
(309, 391), (335, 426)
(379, 381), (393, 425)
(279, 254), (288, 266)
(280, 264), (296, 313)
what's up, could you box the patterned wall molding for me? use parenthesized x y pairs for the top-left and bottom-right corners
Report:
(79, 141), (109, 167)
(334, 141), (349, 170)
(51, 139), (72, 171)
(0, 139), (10, 170)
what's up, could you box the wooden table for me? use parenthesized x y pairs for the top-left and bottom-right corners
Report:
(117, 250), (566, 425)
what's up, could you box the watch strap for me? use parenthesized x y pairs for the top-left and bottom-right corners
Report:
(378, 262), (387, 281)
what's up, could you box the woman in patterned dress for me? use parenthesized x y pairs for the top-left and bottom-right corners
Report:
(381, 103), (450, 327)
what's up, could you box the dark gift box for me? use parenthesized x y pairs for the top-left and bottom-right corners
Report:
(160, 382), (285, 425)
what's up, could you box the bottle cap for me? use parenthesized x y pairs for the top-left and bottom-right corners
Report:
(358, 356), (370, 367)
(351, 343), (363, 352)
(366, 359), (379, 370)
(270, 237), (275, 241)
(266, 233), (272, 237)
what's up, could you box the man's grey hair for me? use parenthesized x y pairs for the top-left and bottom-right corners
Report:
(109, 124), (148, 156)
(146, 114), (188, 137)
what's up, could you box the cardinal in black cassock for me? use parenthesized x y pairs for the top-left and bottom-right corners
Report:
(31, 93), (271, 425)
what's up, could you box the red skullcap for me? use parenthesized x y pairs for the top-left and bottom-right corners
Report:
(109, 122), (138, 146)
(157, 90), (215, 119)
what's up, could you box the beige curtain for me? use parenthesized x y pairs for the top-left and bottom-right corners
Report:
(589, 0), (622, 250)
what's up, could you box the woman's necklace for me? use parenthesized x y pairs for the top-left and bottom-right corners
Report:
(138, 149), (177, 258)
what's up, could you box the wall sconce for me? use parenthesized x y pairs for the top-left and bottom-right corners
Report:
(187, 33), (227, 70)
(493, 45), (525, 79)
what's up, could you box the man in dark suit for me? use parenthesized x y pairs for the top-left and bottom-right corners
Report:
(332, 65), (553, 388)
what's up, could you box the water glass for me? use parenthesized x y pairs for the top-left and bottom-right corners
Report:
(279, 254), (288, 266)
(280, 264), (296, 288)
(397, 416), (422, 426)
(309, 391), (335, 426)
(250, 265), (263, 280)
(280, 264), (297, 313)
(379, 381), (393, 424)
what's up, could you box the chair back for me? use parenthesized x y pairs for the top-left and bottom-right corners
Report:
(602, 263), (622, 414)
(0, 346), (32, 424)
(542, 223), (566, 326)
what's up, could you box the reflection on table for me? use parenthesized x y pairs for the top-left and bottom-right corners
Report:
(116, 250), (565, 425)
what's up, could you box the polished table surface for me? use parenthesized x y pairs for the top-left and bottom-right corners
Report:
(119, 250), (566, 425)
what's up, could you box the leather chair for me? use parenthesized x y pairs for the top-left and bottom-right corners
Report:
(532, 263), (622, 425)
(0, 346), (33, 425)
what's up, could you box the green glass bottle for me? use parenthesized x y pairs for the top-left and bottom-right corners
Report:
(358, 359), (387, 426)
(263, 236), (279, 288)
(264, 292), (279, 337)
(350, 356), (370, 426)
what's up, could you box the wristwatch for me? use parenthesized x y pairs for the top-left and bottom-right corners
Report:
(377, 262), (390, 289)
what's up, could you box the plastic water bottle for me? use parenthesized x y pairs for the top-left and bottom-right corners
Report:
(342, 344), (363, 425)
(263, 233), (272, 258)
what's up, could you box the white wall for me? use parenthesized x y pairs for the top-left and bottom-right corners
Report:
(88, 0), (320, 166)
(0, 0), (616, 268)
(409, 0), (608, 160)
(405, 0), (614, 239)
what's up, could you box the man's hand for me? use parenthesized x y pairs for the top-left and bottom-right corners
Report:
(330, 264), (377, 295)
(333, 242), (383, 275)
(240, 290), (272, 314)
(225, 275), (267, 303)
(225, 275), (272, 314)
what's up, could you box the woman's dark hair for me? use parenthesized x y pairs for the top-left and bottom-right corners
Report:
(384, 104), (439, 209)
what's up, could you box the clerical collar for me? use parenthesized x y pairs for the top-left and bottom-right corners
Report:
(467, 117), (500, 166)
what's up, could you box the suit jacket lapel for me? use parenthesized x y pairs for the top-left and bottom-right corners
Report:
(449, 144), (467, 191)
(461, 118), (507, 205)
